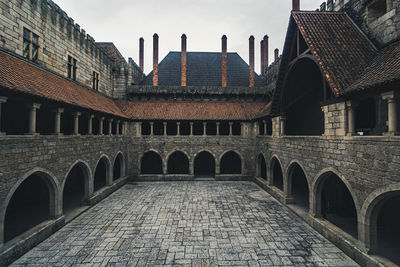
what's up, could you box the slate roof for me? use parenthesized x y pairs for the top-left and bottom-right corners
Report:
(96, 42), (126, 64)
(142, 52), (266, 87)
(117, 101), (267, 121)
(0, 51), (127, 118)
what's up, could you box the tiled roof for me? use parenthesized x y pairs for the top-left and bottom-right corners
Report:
(346, 41), (400, 93)
(142, 52), (266, 87)
(292, 11), (377, 95)
(96, 42), (126, 64)
(117, 101), (267, 120)
(0, 51), (127, 118)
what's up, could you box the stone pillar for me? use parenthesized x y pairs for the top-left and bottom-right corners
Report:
(73, 112), (81, 135)
(150, 122), (154, 136)
(263, 120), (267, 135)
(346, 101), (356, 136)
(88, 115), (94, 135)
(108, 119), (113, 135)
(177, 122), (180, 136)
(0, 97), (7, 135)
(116, 120), (120, 135)
(27, 103), (41, 135)
(229, 122), (233, 136)
(53, 108), (63, 135)
(203, 122), (207, 136)
(163, 122), (167, 136)
(216, 122), (220, 135)
(99, 117), (104, 135)
(190, 122), (193, 136)
(382, 91), (398, 135)
(280, 116), (286, 136)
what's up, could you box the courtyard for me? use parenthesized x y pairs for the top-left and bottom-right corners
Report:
(11, 181), (358, 266)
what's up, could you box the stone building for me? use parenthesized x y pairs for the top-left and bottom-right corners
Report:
(0, 0), (399, 266)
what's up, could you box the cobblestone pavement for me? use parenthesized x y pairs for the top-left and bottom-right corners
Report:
(12, 181), (359, 267)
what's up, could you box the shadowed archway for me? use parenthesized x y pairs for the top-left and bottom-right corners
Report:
(220, 151), (242, 174)
(141, 151), (163, 174)
(194, 151), (215, 177)
(167, 151), (189, 174)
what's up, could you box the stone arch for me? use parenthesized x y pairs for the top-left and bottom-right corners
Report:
(193, 150), (216, 177)
(219, 150), (242, 174)
(113, 151), (126, 181)
(269, 155), (284, 191)
(311, 168), (359, 238)
(256, 153), (267, 179)
(93, 155), (112, 192)
(361, 184), (400, 259)
(167, 150), (190, 174)
(61, 160), (92, 215)
(286, 160), (310, 212)
(0, 168), (60, 244)
(140, 150), (163, 174)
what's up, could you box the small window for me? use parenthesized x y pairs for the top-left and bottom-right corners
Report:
(92, 71), (99, 90)
(367, 0), (387, 18)
(68, 56), (77, 80)
(23, 28), (39, 62)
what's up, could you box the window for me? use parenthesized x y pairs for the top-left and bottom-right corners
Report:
(92, 71), (99, 90)
(68, 56), (77, 80)
(23, 28), (39, 62)
(367, 0), (387, 18)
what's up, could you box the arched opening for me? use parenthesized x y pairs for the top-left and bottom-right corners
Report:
(318, 172), (358, 238)
(257, 154), (267, 179)
(63, 163), (88, 215)
(4, 173), (52, 243)
(271, 157), (283, 191)
(167, 151), (189, 174)
(113, 153), (124, 181)
(289, 163), (309, 212)
(93, 158), (108, 192)
(374, 195), (400, 264)
(283, 58), (325, 135)
(194, 151), (215, 177)
(141, 151), (163, 174)
(220, 151), (241, 174)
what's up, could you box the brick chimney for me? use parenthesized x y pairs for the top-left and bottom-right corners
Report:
(292, 0), (300, 11)
(249, 35), (255, 88)
(221, 35), (227, 87)
(181, 34), (187, 87)
(274, 48), (279, 61)
(153, 33), (158, 86)
(139, 37), (144, 72)
(262, 35), (268, 73)
(260, 40), (264, 74)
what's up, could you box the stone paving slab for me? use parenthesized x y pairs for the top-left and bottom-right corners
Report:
(11, 181), (359, 267)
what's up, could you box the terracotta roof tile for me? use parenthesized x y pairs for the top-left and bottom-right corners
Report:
(0, 51), (127, 118)
(117, 101), (267, 121)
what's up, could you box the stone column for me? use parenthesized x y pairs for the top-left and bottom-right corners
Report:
(27, 103), (41, 135)
(263, 120), (267, 135)
(138, 122), (142, 136)
(99, 117), (104, 135)
(216, 122), (220, 136)
(229, 122), (233, 136)
(346, 101), (356, 136)
(382, 91), (398, 135)
(177, 122), (180, 136)
(280, 116), (286, 136)
(0, 97), (7, 135)
(73, 112), (81, 135)
(115, 120), (120, 135)
(88, 115), (94, 135)
(203, 122), (207, 136)
(190, 122), (193, 136)
(150, 122), (154, 136)
(108, 119), (113, 135)
(163, 122), (167, 136)
(53, 108), (63, 135)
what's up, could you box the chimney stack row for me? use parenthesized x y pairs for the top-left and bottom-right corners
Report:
(152, 33), (159, 86)
(221, 35), (228, 87)
(249, 36), (255, 87)
(181, 34), (187, 87)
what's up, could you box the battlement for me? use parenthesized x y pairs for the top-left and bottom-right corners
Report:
(263, 56), (281, 96)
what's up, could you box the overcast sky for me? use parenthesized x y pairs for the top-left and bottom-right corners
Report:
(55, 0), (322, 75)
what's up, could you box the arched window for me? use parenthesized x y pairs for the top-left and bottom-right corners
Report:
(220, 151), (241, 174)
(141, 151), (163, 174)
(271, 157), (283, 191)
(63, 163), (89, 215)
(94, 157), (108, 192)
(257, 154), (267, 179)
(113, 153), (124, 181)
(167, 151), (189, 174)
(194, 151), (215, 177)
(288, 163), (309, 212)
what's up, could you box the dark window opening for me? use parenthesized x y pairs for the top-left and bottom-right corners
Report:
(92, 117), (100, 135)
(367, 0), (387, 18)
(271, 158), (283, 191)
(206, 122), (217, 135)
(142, 122), (151, 135)
(232, 122), (241, 136)
(4, 174), (50, 243)
(219, 122), (229, 135)
(266, 119), (272, 135)
(104, 120), (110, 135)
(94, 158), (107, 192)
(63, 164), (87, 215)
(194, 151), (215, 177)
(193, 122), (204, 136)
(113, 154), (123, 181)
(141, 151), (163, 174)
(78, 115), (89, 135)
(60, 110), (74, 135)
(257, 154), (267, 179)
(112, 121), (117, 135)
(2, 99), (29, 135)
(289, 164), (309, 212)
(68, 55), (77, 80)
(220, 151), (241, 174)
(23, 28), (39, 62)
(259, 121), (265, 135)
(320, 172), (358, 238)
(92, 71), (99, 91)
(167, 122), (177, 135)
(168, 151), (189, 174)
(36, 105), (54, 135)
(153, 122), (164, 135)
(180, 122), (190, 135)
(355, 98), (377, 136)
